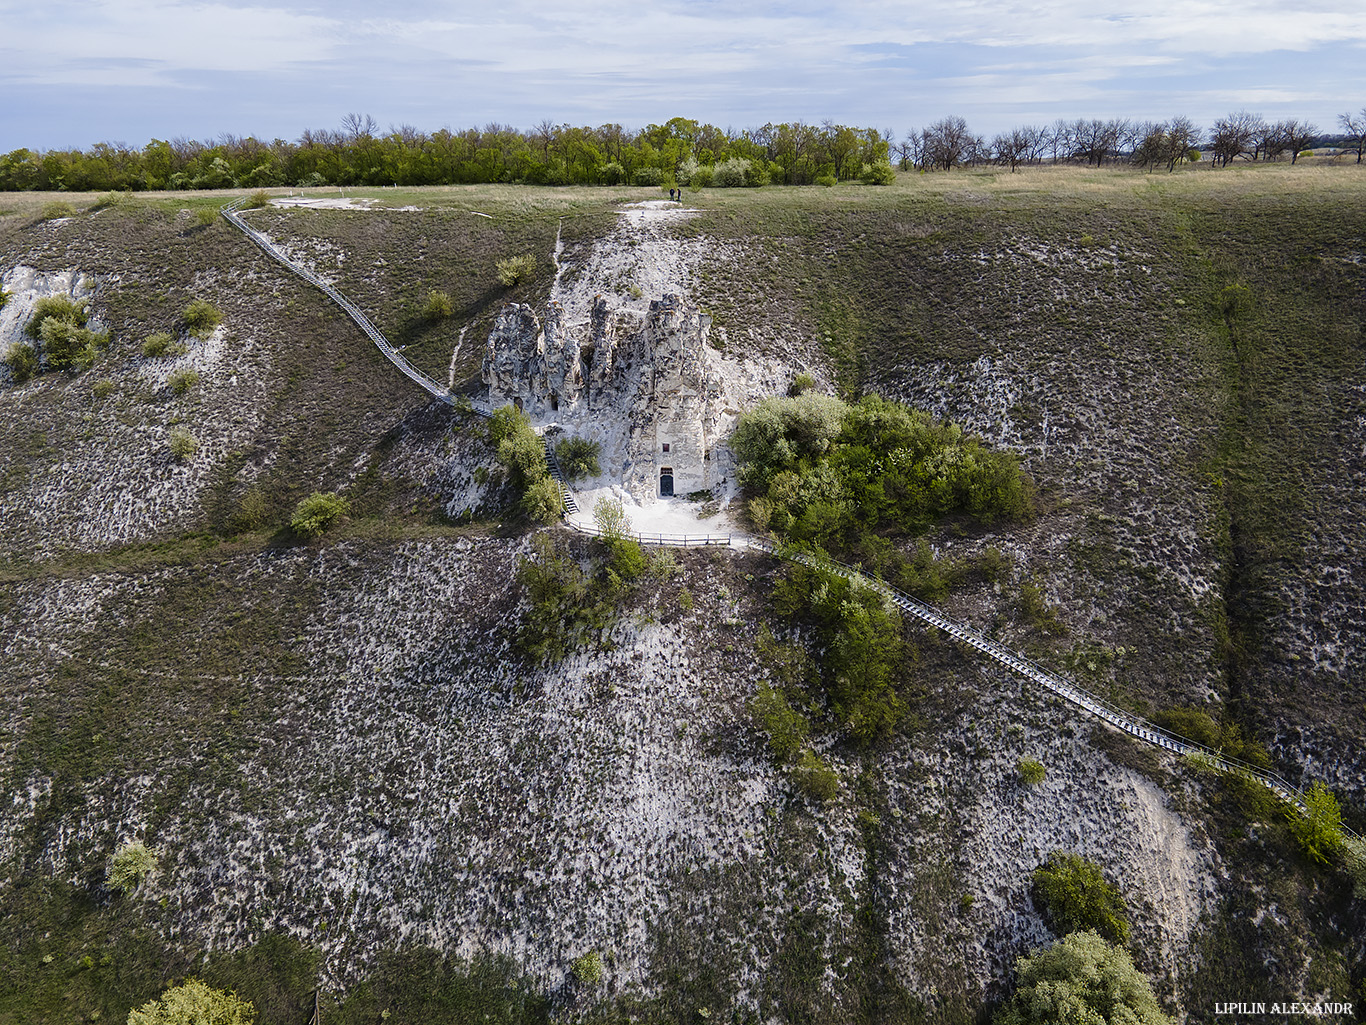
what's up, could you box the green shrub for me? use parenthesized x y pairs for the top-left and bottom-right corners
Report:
(183, 298), (223, 338)
(515, 533), (608, 663)
(749, 684), (810, 763)
(712, 157), (751, 188)
(91, 191), (129, 211)
(496, 254), (537, 287)
(234, 487), (270, 531)
(860, 160), (897, 185)
(195, 206), (218, 226)
(554, 436), (601, 481)
(647, 546), (680, 579)
(571, 950), (603, 985)
(593, 496), (645, 579)
(26, 295), (87, 338)
(0, 287), (10, 310)
(522, 474), (564, 524)
(601, 161), (626, 185)
(291, 491), (349, 538)
(633, 166), (664, 187)
(788, 372), (817, 396)
(1030, 852), (1130, 944)
(91, 378), (116, 399)
(168, 368), (200, 395)
(142, 331), (184, 357)
(1018, 758), (1046, 785)
(40, 200), (77, 220)
(108, 841), (158, 893)
(1018, 579), (1066, 635)
(243, 189), (271, 209)
(168, 428), (198, 461)
(422, 288), (454, 319)
(1153, 706), (1270, 765)
(816, 174), (837, 187)
(39, 317), (105, 372)
(691, 164), (714, 188)
(773, 561), (905, 744)
(1288, 781), (1344, 865)
(995, 930), (1169, 1025)
(1152, 707), (1220, 748)
(128, 979), (255, 1025)
(789, 750), (839, 802)
(3, 342), (38, 383)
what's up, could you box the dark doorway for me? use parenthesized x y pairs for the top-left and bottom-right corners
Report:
(659, 467), (674, 497)
(513, 396), (524, 411)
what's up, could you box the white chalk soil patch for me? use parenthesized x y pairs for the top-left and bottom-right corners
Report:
(567, 481), (743, 539)
(551, 199), (703, 325)
(268, 195), (420, 212)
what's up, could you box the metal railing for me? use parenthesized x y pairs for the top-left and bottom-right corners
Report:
(737, 537), (1355, 835)
(571, 524), (737, 548)
(221, 197), (1352, 838)
(221, 198), (488, 412)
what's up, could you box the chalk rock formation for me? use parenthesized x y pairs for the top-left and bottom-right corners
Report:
(482, 294), (740, 499)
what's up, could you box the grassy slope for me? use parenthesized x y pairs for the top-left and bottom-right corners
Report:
(1, 169), (1363, 1022)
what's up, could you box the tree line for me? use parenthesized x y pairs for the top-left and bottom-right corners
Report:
(1, 108), (1362, 193)
(0, 116), (891, 193)
(903, 110), (1366, 172)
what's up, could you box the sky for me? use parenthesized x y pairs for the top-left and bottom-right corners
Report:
(2, 0), (1365, 152)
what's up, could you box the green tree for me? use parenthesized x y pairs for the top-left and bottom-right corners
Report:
(1018, 758), (1046, 785)
(571, 950), (603, 985)
(748, 684), (810, 763)
(422, 288), (454, 319)
(522, 474), (563, 525)
(108, 841), (158, 893)
(496, 254), (536, 287)
(1031, 852), (1130, 944)
(290, 491), (349, 538)
(554, 436), (601, 481)
(127, 979), (255, 1025)
(995, 931), (1170, 1025)
(593, 496), (645, 579)
(1288, 781), (1344, 865)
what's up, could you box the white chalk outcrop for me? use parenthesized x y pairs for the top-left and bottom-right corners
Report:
(483, 293), (746, 501)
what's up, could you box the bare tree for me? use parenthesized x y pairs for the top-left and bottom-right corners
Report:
(901, 128), (926, 169)
(922, 116), (972, 170)
(1256, 120), (1286, 161)
(1050, 118), (1074, 162)
(1210, 111), (1264, 167)
(1163, 116), (1199, 171)
(340, 113), (377, 142)
(1071, 119), (1128, 166)
(993, 127), (1032, 172)
(1279, 119), (1318, 163)
(1339, 109), (1366, 164)
(531, 119), (556, 162)
(1131, 121), (1167, 170)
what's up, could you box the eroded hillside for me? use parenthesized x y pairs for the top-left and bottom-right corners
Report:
(1, 170), (1363, 1023)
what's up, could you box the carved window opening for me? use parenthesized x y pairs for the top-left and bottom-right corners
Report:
(661, 442), (670, 453)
